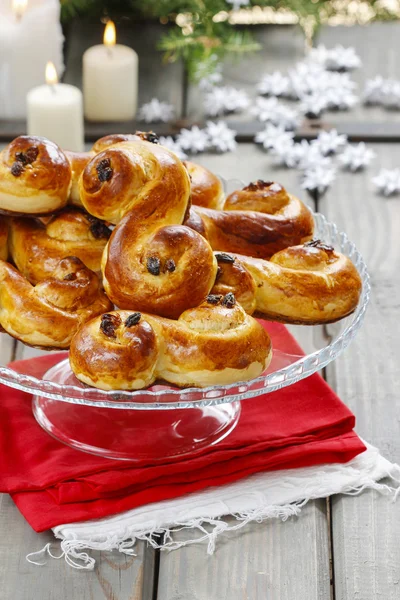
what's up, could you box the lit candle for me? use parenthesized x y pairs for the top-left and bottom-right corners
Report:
(83, 20), (138, 121)
(0, 0), (64, 119)
(26, 62), (84, 151)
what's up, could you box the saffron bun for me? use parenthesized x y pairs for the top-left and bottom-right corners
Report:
(0, 136), (71, 216)
(92, 131), (160, 153)
(0, 218), (8, 261)
(65, 151), (94, 207)
(212, 241), (362, 325)
(69, 298), (272, 391)
(183, 161), (225, 209)
(186, 180), (314, 259)
(0, 257), (112, 349)
(83, 140), (217, 318)
(8, 209), (111, 284)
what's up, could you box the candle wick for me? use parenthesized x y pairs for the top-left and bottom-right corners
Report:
(106, 47), (113, 58)
(48, 84), (57, 95)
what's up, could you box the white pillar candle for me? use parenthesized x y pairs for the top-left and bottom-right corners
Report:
(83, 21), (138, 122)
(0, 0), (64, 119)
(27, 62), (84, 151)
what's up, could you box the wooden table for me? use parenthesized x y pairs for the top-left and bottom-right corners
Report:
(1, 21), (400, 600)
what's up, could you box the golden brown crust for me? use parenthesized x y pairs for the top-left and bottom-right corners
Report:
(0, 218), (8, 261)
(185, 180), (315, 259)
(0, 257), (112, 348)
(218, 242), (362, 324)
(183, 161), (224, 209)
(211, 252), (257, 315)
(69, 302), (272, 390)
(65, 150), (94, 207)
(0, 136), (71, 215)
(86, 141), (218, 319)
(92, 132), (160, 153)
(8, 209), (111, 284)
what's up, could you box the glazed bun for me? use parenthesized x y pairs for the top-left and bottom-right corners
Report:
(84, 140), (217, 318)
(214, 240), (362, 324)
(70, 298), (272, 390)
(0, 257), (112, 348)
(9, 209), (111, 283)
(186, 180), (314, 259)
(183, 161), (224, 209)
(0, 136), (71, 216)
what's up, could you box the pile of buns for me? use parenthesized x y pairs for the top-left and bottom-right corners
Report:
(0, 133), (362, 390)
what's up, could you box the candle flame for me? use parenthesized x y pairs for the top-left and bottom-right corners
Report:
(45, 61), (58, 85)
(12, 0), (28, 19)
(103, 20), (116, 47)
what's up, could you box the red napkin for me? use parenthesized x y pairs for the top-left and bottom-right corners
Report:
(0, 322), (366, 532)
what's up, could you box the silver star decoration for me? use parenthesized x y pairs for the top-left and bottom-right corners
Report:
(309, 45), (361, 72)
(372, 169), (400, 196)
(338, 143), (375, 172)
(314, 129), (348, 156)
(363, 76), (387, 105)
(301, 165), (337, 197)
(289, 63), (358, 110)
(138, 98), (175, 123)
(158, 136), (188, 161)
(254, 124), (294, 151)
(176, 126), (209, 154)
(204, 86), (250, 116)
(257, 72), (291, 97)
(299, 94), (329, 119)
(270, 139), (306, 169)
(381, 80), (400, 109)
(251, 97), (299, 130)
(205, 121), (237, 153)
(296, 142), (333, 172)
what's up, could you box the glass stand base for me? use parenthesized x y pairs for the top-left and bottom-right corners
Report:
(32, 394), (241, 461)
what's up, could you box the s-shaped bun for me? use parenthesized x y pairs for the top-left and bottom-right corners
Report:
(185, 180), (314, 259)
(9, 209), (111, 283)
(70, 298), (272, 390)
(0, 136), (71, 216)
(0, 257), (112, 348)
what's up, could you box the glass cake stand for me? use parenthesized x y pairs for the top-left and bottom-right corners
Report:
(0, 212), (370, 461)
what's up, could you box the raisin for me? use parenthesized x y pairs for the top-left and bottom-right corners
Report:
(207, 294), (223, 305)
(15, 146), (39, 165)
(63, 272), (77, 281)
(243, 180), (275, 192)
(96, 158), (113, 182)
(215, 252), (235, 264)
(304, 239), (334, 252)
(135, 131), (159, 144)
(146, 256), (161, 276)
(89, 219), (111, 239)
(100, 313), (121, 338)
(164, 258), (176, 273)
(221, 292), (236, 308)
(10, 162), (24, 177)
(125, 313), (142, 327)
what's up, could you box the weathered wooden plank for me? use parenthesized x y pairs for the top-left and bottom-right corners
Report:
(157, 501), (330, 600)
(322, 144), (400, 600)
(0, 495), (154, 600)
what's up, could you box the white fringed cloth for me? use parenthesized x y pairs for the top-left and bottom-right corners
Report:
(27, 443), (400, 570)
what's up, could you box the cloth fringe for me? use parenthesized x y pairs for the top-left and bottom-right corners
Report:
(26, 446), (400, 570)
